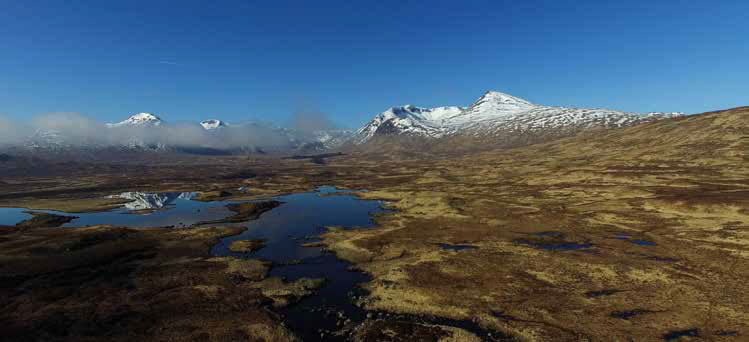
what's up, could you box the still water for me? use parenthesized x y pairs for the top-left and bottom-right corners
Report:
(211, 186), (384, 340)
(0, 193), (233, 227)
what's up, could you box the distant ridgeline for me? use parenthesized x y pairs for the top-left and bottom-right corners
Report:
(2, 92), (684, 157)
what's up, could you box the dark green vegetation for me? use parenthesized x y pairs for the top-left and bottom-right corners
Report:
(284, 152), (345, 165)
(199, 200), (282, 224)
(14, 211), (78, 229)
(0, 223), (325, 341)
(229, 239), (267, 253)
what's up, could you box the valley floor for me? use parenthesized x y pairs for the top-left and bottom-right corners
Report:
(0, 107), (747, 341)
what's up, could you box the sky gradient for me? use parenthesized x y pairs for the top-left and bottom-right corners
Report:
(1, 0), (747, 128)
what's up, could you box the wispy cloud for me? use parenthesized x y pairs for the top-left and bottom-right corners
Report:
(159, 61), (183, 66)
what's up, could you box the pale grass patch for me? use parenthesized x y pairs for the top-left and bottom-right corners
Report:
(627, 268), (671, 283)
(526, 270), (556, 284)
(192, 285), (222, 299)
(248, 277), (325, 307)
(243, 323), (298, 342)
(437, 325), (482, 342)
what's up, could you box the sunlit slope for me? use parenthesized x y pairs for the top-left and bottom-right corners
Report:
(346, 91), (683, 155)
(319, 106), (749, 341)
(517, 106), (747, 166)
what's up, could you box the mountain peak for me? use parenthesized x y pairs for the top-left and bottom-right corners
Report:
(466, 91), (535, 115)
(126, 112), (162, 123)
(200, 119), (226, 130)
(482, 90), (530, 102)
(108, 112), (164, 127)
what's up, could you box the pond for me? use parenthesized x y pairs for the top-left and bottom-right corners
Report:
(209, 187), (501, 340)
(0, 186), (387, 340)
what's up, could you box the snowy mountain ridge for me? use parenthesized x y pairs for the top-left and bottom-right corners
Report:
(8, 92), (685, 155)
(352, 91), (683, 144)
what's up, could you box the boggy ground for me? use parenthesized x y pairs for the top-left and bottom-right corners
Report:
(0, 107), (747, 341)
(319, 107), (749, 341)
(0, 205), (326, 341)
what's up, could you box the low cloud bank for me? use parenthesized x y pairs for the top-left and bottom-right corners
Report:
(0, 111), (337, 150)
(0, 116), (31, 146)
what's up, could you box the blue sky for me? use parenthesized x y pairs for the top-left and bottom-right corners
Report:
(1, 0), (747, 128)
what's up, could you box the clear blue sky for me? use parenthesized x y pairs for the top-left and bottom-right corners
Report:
(1, 0), (747, 128)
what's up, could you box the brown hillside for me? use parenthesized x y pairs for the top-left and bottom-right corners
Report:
(320, 107), (749, 341)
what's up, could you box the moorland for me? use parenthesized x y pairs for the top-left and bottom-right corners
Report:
(0, 107), (747, 341)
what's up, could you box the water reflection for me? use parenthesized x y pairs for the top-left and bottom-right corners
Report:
(0, 193), (230, 228)
(211, 186), (384, 340)
(108, 191), (197, 211)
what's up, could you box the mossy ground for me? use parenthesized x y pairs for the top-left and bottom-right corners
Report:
(0, 224), (319, 342)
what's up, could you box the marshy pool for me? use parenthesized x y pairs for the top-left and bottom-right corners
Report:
(1, 186), (501, 340)
(0, 186), (387, 339)
(211, 186), (385, 340)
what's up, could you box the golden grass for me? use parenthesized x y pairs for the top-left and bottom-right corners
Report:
(317, 108), (749, 340)
(0, 197), (129, 213)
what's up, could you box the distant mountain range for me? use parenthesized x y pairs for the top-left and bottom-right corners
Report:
(2, 91), (684, 157)
(11, 112), (352, 155)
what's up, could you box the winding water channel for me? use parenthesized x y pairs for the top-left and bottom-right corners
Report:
(210, 186), (384, 340)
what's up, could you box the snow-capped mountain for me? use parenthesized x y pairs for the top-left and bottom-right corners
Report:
(5, 111), (355, 156)
(23, 128), (108, 153)
(352, 105), (463, 144)
(352, 91), (683, 144)
(104, 113), (169, 151)
(200, 119), (227, 130)
(312, 129), (354, 149)
(106, 113), (164, 127)
(16, 91), (683, 156)
(25, 129), (68, 151)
